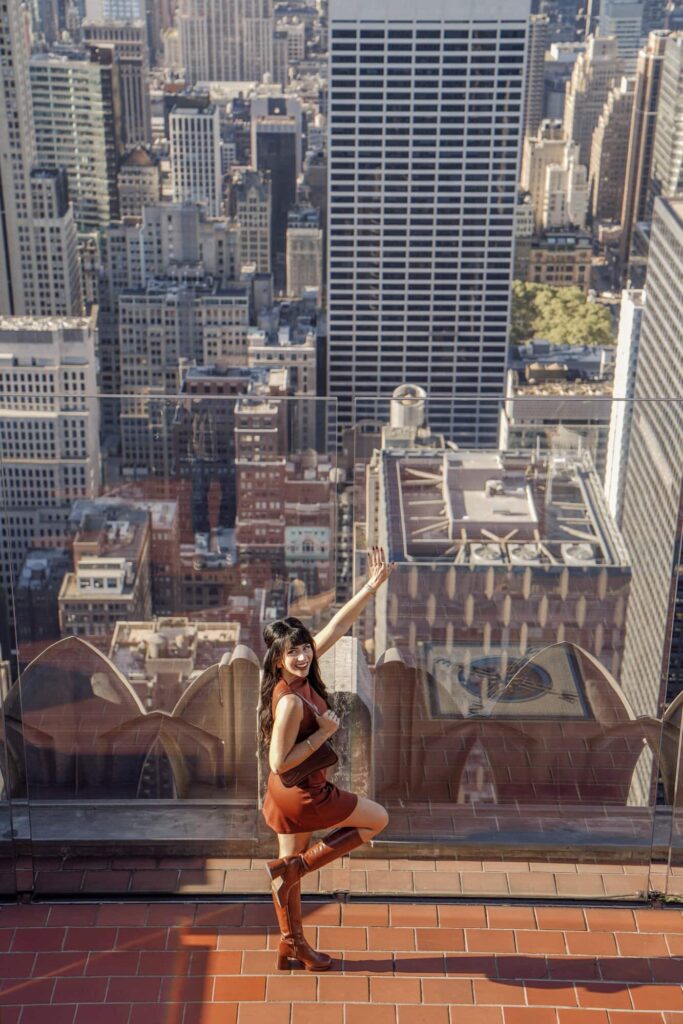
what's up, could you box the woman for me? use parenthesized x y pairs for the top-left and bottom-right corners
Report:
(259, 547), (393, 971)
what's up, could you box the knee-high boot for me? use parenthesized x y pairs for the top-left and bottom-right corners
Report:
(272, 881), (332, 971)
(266, 826), (365, 908)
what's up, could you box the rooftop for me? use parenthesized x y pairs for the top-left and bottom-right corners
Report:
(0, 316), (93, 331)
(378, 448), (628, 568)
(1, 895), (682, 1024)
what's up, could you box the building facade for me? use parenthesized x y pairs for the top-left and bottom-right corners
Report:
(523, 14), (550, 141)
(590, 76), (636, 222)
(229, 168), (272, 274)
(648, 33), (683, 214)
(563, 34), (622, 166)
(599, 0), (645, 68)
(327, 0), (530, 445)
(169, 104), (223, 217)
(604, 288), (645, 528)
(0, 314), (100, 603)
(30, 46), (122, 231)
(0, 0), (40, 314)
(619, 30), (669, 275)
(30, 169), (84, 316)
(619, 198), (683, 718)
(82, 21), (152, 149)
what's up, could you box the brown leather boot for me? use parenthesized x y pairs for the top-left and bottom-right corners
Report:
(275, 882), (332, 972)
(267, 827), (364, 907)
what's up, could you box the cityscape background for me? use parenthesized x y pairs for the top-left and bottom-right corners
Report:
(1, 0), (683, 896)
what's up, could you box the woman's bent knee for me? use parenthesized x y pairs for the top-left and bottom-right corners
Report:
(360, 798), (388, 834)
(374, 804), (389, 834)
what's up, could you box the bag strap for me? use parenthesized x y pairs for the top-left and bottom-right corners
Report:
(291, 690), (324, 718)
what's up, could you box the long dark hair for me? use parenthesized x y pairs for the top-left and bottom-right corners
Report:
(258, 616), (331, 752)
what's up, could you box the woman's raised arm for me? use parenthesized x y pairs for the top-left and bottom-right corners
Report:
(313, 546), (394, 657)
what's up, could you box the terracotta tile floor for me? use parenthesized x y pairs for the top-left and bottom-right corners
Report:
(1, 900), (683, 1023)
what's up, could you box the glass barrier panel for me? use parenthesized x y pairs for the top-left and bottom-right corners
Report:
(3, 385), (683, 900)
(3, 393), (338, 896)
(350, 395), (674, 900)
(0, 454), (19, 895)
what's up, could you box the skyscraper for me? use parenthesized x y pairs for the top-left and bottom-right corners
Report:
(619, 30), (669, 275)
(642, 0), (667, 32)
(619, 197), (683, 719)
(82, 21), (152, 148)
(599, 0), (644, 69)
(229, 168), (272, 274)
(169, 104), (223, 216)
(327, 0), (530, 444)
(522, 14), (550, 141)
(0, 312), (100, 601)
(30, 169), (84, 316)
(30, 45), (122, 231)
(604, 287), (645, 528)
(178, 0), (273, 84)
(253, 117), (298, 285)
(563, 34), (622, 166)
(589, 76), (636, 222)
(648, 33), (683, 213)
(0, 0), (38, 314)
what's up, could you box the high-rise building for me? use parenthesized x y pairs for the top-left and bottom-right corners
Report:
(30, 169), (84, 316)
(544, 41), (587, 121)
(522, 119), (567, 218)
(82, 21), (152, 148)
(619, 30), (669, 275)
(169, 104), (223, 217)
(327, 0), (530, 445)
(118, 281), (250, 469)
(253, 117), (298, 284)
(542, 142), (590, 228)
(563, 35), (622, 166)
(178, 0), (273, 84)
(30, 46), (122, 231)
(98, 203), (241, 436)
(589, 76), (636, 222)
(0, 313), (100, 602)
(648, 33), (683, 213)
(117, 147), (161, 217)
(604, 287), (645, 527)
(228, 168), (272, 274)
(0, 0), (38, 314)
(286, 209), (323, 297)
(586, 0), (602, 36)
(619, 198), (683, 719)
(642, 0), (668, 32)
(523, 15), (551, 141)
(599, 0), (644, 69)
(365, 443), (630, 678)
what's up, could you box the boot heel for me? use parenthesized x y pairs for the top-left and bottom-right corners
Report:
(266, 858), (284, 881)
(276, 952), (290, 970)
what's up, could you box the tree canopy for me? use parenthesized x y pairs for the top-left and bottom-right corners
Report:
(511, 282), (614, 347)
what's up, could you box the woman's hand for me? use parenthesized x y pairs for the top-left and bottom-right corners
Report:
(366, 546), (394, 592)
(315, 709), (341, 737)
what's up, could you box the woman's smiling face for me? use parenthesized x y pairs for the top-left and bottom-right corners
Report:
(279, 640), (313, 680)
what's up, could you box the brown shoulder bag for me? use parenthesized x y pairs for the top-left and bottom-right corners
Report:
(278, 692), (338, 788)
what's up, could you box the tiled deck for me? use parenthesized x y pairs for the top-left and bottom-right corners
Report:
(1, 898), (683, 1023)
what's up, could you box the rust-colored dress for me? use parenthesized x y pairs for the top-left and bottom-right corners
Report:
(262, 677), (358, 835)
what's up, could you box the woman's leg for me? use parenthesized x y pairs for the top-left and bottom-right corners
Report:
(277, 831), (312, 858)
(270, 831), (332, 971)
(331, 795), (389, 843)
(268, 797), (389, 906)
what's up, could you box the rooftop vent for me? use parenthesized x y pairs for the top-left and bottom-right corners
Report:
(509, 542), (543, 565)
(561, 542), (596, 566)
(470, 543), (505, 565)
